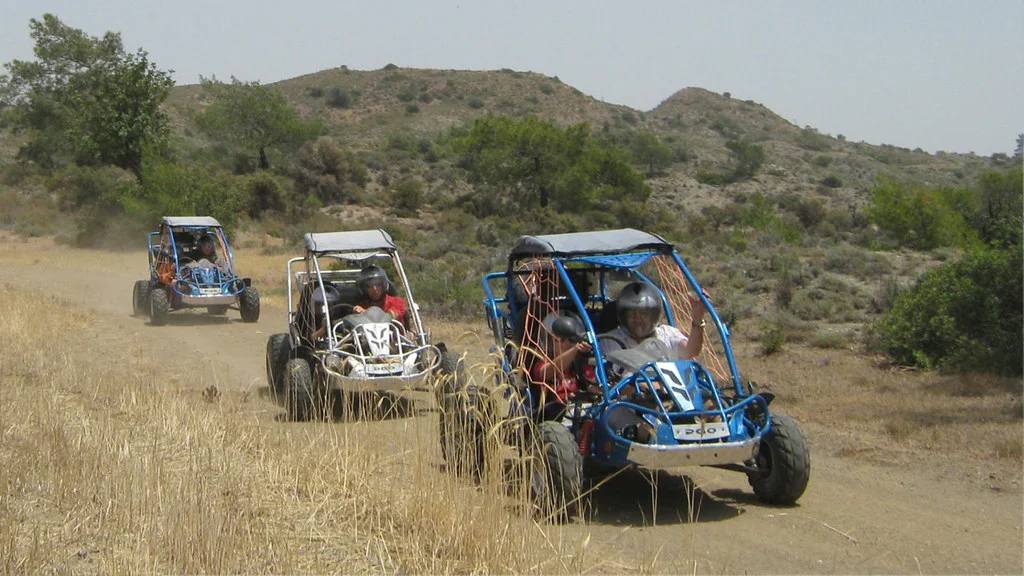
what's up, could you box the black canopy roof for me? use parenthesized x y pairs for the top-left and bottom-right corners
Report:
(508, 228), (672, 260)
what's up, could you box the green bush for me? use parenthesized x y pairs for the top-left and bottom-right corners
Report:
(468, 98), (485, 109)
(871, 248), (1022, 375)
(695, 170), (727, 186)
(307, 86), (324, 98)
(821, 174), (843, 188)
(405, 103), (420, 114)
(539, 83), (554, 95)
(390, 178), (424, 217)
(326, 86), (352, 108)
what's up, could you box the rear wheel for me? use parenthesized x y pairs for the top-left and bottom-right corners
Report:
(531, 421), (583, 519)
(747, 412), (810, 505)
(133, 280), (151, 317)
(437, 352), (489, 478)
(239, 286), (260, 322)
(265, 333), (292, 399)
(150, 286), (170, 326)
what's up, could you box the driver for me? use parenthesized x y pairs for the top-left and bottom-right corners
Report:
(352, 265), (406, 322)
(599, 281), (708, 360)
(189, 234), (229, 273)
(310, 266), (408, 341)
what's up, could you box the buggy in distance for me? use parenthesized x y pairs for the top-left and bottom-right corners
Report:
(133, 216), (260, 325)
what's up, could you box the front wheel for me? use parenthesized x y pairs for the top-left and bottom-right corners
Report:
(747, 412), (810, 505)
(133, 280), (151, 317)
(284, 358), (328, 421)
(265, 333), (292, 399)
(150, 286), (170, 326)
(531, 421), (583, 520)
(239, 286), (260, 323)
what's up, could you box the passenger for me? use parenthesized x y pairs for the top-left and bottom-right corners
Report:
(529, 313), (592, 420)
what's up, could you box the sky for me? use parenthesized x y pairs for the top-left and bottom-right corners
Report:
(2, 0), (1021, 156)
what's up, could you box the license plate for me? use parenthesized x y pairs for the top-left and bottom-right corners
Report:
(672, 422), (731, 441)
(199, 288), (221, 296)
(364, 363), (404, 375)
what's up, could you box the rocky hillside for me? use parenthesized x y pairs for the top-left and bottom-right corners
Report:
(164, 65), (999, 212)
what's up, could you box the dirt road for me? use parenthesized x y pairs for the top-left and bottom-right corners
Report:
(3, 238), (1020, 574)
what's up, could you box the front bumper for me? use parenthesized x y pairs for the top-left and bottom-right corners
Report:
(179, 294), (238, 306)
(626, 437), (759, 468)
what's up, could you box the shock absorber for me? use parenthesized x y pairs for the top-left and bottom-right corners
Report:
(578, 418), (594, 456)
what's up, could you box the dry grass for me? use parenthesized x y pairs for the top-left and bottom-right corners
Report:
(738, 341), (1023, 479)
(0, 285), (600, 573)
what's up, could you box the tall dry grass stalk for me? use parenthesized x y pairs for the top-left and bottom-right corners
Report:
(0, 285), (598, 573)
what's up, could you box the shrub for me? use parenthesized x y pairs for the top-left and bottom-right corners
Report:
(695, 170), (727, 186)
(405, 103), (420, 114)
(796, 127), (832, 151)
(468, 98), (484, 109)
(870, 248), (1022, 375)
(539, 83), (554, 95)
(760, 314), (789, 356)
(725, 139), (765, 180)
(821, 174), (843, 188)
(812, 155), (833, 168)
(390, 178), (424, 217)
(397, 84), (417, 102)
(326, 86), (352, 108)
(307, 86), (324, 98)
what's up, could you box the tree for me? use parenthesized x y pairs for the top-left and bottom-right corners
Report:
(974, 167), (1023, 248)
(195, 76), (320, 170)
(630, 129), (673, 177)
(866, 177), (978, 250)
(725, 139), (765, 180)
(0, 14), (174, 180)
(450, 115), (649, 215)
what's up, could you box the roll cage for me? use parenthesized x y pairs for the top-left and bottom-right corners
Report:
(482, 228), (743, 396)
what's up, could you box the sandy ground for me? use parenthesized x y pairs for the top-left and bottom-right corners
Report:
(2, 236), (1020, 574)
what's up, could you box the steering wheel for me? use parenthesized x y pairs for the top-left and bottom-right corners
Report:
(328, 303), (355, 320)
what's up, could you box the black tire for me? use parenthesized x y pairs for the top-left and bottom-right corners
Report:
(239, 286), (260, 323)
(437, 352), (489, 477)
(150, 286), (170, 326)
(207, 305), (229, 315)
(265, 333), (292, 399)
(532, 421), (583, 519)
(133, 280), (151, 317)
(284, 358), (327, 421)
(747, 412), (810, 505)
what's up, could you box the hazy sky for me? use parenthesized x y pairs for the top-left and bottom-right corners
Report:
(2, 0), (1021, 156)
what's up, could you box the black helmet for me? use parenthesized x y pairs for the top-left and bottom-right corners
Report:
(615, 282), (662, 339)
(197, 234), (215, 249)
(357, 265), (389, 295)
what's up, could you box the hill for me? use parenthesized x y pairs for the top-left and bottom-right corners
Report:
(162, 65), (1000, 214)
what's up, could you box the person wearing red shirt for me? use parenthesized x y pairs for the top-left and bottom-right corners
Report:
(352, 265), (406, 321)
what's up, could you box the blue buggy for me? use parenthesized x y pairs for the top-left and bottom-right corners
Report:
(133, 216), (260, 325)
(446, 228), (809, 515)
